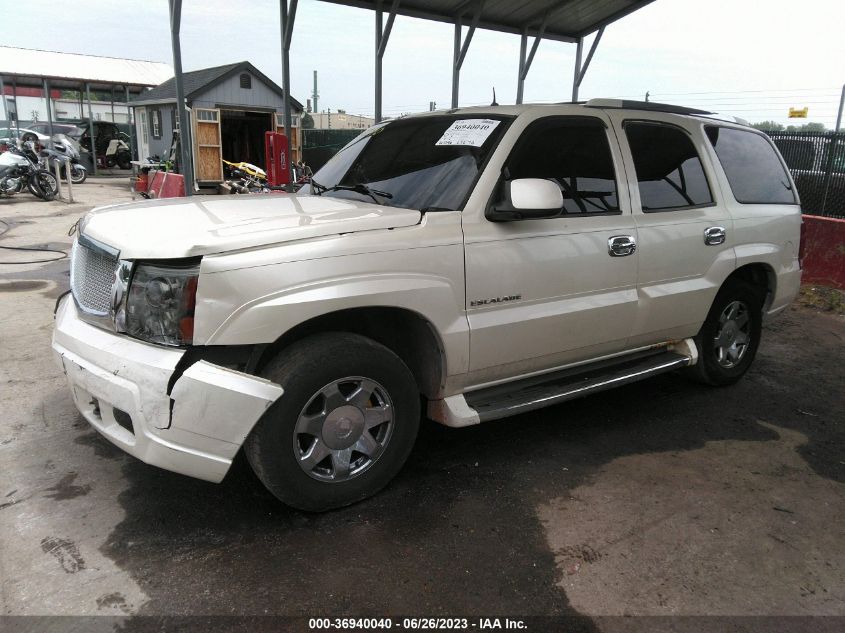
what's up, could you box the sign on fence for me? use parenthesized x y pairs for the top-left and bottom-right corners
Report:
(789, 107), (809, 118)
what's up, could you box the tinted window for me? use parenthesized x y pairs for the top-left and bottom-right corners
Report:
(625, 122), (712, 211)
(505, 117), (619, 214)
(706, 127), (797, 204)
(311, 115), (511, 211)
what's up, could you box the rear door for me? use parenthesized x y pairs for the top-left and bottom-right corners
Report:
(606, 111), (735, 346)
(462, 111), (639, 385)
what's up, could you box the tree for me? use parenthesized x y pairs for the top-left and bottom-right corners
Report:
(786, 122), (826, 132)
(750, 120), (785, 131)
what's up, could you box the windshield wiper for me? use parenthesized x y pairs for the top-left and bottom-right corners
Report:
(323, 182), (393, 205)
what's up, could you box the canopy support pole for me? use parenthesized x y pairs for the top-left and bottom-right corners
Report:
(85, 82), (97, 176)
(571, 27), (604, 102)
(11, 77), (19, 136)
(451, 0), (484, 109)
(374, 0), (399, 123)
(43, 78), (54, 148)
(0, 76), (6, 123)
(516, 12), (548, 104)
(280, 0), (298, 190)
(169, 0), (194, 195)
(126, 85), (137, 161)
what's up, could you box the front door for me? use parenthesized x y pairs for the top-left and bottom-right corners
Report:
(462, 112), (639, 386)
(193, 108), (223, 182)
(135, 107), (150, 161)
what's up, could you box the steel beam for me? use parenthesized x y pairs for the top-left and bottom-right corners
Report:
(375, 0), (399, 123)
(572, 27), (604, 102)
(0, 76), (5, 123)
(516, 12), (548, 104)
(126, 85), (137, 161)
(280, 0), (298, 191)
(451, 0), (484, 108)
(169, 0), (194, 195)
(85, 82), (97, 176)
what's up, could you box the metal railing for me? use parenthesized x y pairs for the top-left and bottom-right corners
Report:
(763, 130), (845, 218)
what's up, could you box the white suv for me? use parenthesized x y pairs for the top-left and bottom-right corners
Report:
(53, 100), (802, 511)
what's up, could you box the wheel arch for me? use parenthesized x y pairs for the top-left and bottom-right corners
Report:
(725, 262), (776, 311)
(254, 306), (447, 400)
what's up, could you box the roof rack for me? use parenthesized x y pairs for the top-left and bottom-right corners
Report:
(585, 98), (713, 116)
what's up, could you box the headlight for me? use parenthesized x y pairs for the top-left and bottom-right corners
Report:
(126, 262), (200, 346)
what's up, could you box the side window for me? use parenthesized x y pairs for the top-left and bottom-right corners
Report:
(505, 117), (619, 214)
(625, 122), (713, 212)
(706, 126), (798, 204)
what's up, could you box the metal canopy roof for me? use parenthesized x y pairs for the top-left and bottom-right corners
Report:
(0, 46), (173, 90)
(318, 0), (656, 42)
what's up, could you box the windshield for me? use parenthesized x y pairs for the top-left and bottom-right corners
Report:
(310, 114), (512, 210)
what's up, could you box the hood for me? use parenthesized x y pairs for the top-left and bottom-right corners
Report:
(81, 194), (422, 259)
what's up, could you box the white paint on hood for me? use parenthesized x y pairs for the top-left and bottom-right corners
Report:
(82, 193), (422, 259)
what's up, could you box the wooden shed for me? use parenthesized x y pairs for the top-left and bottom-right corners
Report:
(131, 61), (303, 185)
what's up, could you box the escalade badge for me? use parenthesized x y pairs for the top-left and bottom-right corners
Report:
(470, 294), (522, 307)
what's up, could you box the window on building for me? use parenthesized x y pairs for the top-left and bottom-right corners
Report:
(240, 73), (252, 89)
(625, 122), (713, 212)
(170, 108), (180, 133)
(150, 109), (162, 139)
(706, 126), (798, 204)
(504, 117), (620, 214)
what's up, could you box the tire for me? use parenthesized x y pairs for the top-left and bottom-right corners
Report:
(117, 152), (131, 170)
(21, 133), (37, 143)
(689, 278), (764, 386)
(245, 332), (420, 511)
(70, 165), (87, 184)
(28, 170), (58, 201)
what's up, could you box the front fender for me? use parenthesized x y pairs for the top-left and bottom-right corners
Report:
(194, 245), (469, 376)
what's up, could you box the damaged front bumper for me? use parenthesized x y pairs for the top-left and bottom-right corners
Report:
(52, 297), (283, 483)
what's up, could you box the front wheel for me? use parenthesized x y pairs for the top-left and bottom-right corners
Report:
(689, 279), (764, 386)
(70, 165), (87, 184)
(245, 332), (420, 511)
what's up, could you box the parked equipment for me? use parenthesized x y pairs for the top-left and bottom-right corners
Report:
(0, 142), (59, 201)
(41, 134), (87, 184)
(103, 134), (132, 169)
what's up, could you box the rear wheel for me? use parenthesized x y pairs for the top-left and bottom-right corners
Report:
(245, 332), (420, 511)
(690, 278), (764, 386)
(28, 170), (58, 201)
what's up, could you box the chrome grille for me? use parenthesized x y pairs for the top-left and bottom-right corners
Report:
(70, 239), (118, 315)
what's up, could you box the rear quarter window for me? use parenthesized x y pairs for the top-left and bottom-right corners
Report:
(706, 126), (798, 204)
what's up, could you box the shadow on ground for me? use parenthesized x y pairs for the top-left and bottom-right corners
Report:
(80, 307), (842, 623)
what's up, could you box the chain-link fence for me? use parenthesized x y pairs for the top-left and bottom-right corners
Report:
(302, 129), (361, 172)
(764, 130), (845, 218)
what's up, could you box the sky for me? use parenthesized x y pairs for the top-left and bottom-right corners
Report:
(3, 0), (844, 127)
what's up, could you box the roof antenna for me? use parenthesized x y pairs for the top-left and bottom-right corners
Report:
(491, 87), (498, 106)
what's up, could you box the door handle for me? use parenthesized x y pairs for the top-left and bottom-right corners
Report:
(704, 226), (726, 246)
(608, 235), (636, 257)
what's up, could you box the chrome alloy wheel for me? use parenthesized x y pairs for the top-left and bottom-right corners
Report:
(713, 300), (751, 368)
(293, 377), (394, 482)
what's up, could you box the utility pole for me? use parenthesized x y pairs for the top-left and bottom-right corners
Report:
(327, 108), (331, 129)
(312, 70), (319, 115)
(645, 91), (650, 102)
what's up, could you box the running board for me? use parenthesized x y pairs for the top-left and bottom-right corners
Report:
(465, 350), (691, 423)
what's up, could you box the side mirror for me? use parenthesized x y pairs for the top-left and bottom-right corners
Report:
(486, 178), (562, 222)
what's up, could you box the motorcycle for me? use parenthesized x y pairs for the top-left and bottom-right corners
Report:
(40, 134), (87, 184)
(223, 159), (271, 194)
(0, 141), (59, 201)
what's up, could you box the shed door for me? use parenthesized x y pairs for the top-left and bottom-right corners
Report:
(193, 108), (223, 182)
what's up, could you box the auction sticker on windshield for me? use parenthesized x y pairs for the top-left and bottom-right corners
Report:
(435, 119), (501, 147)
